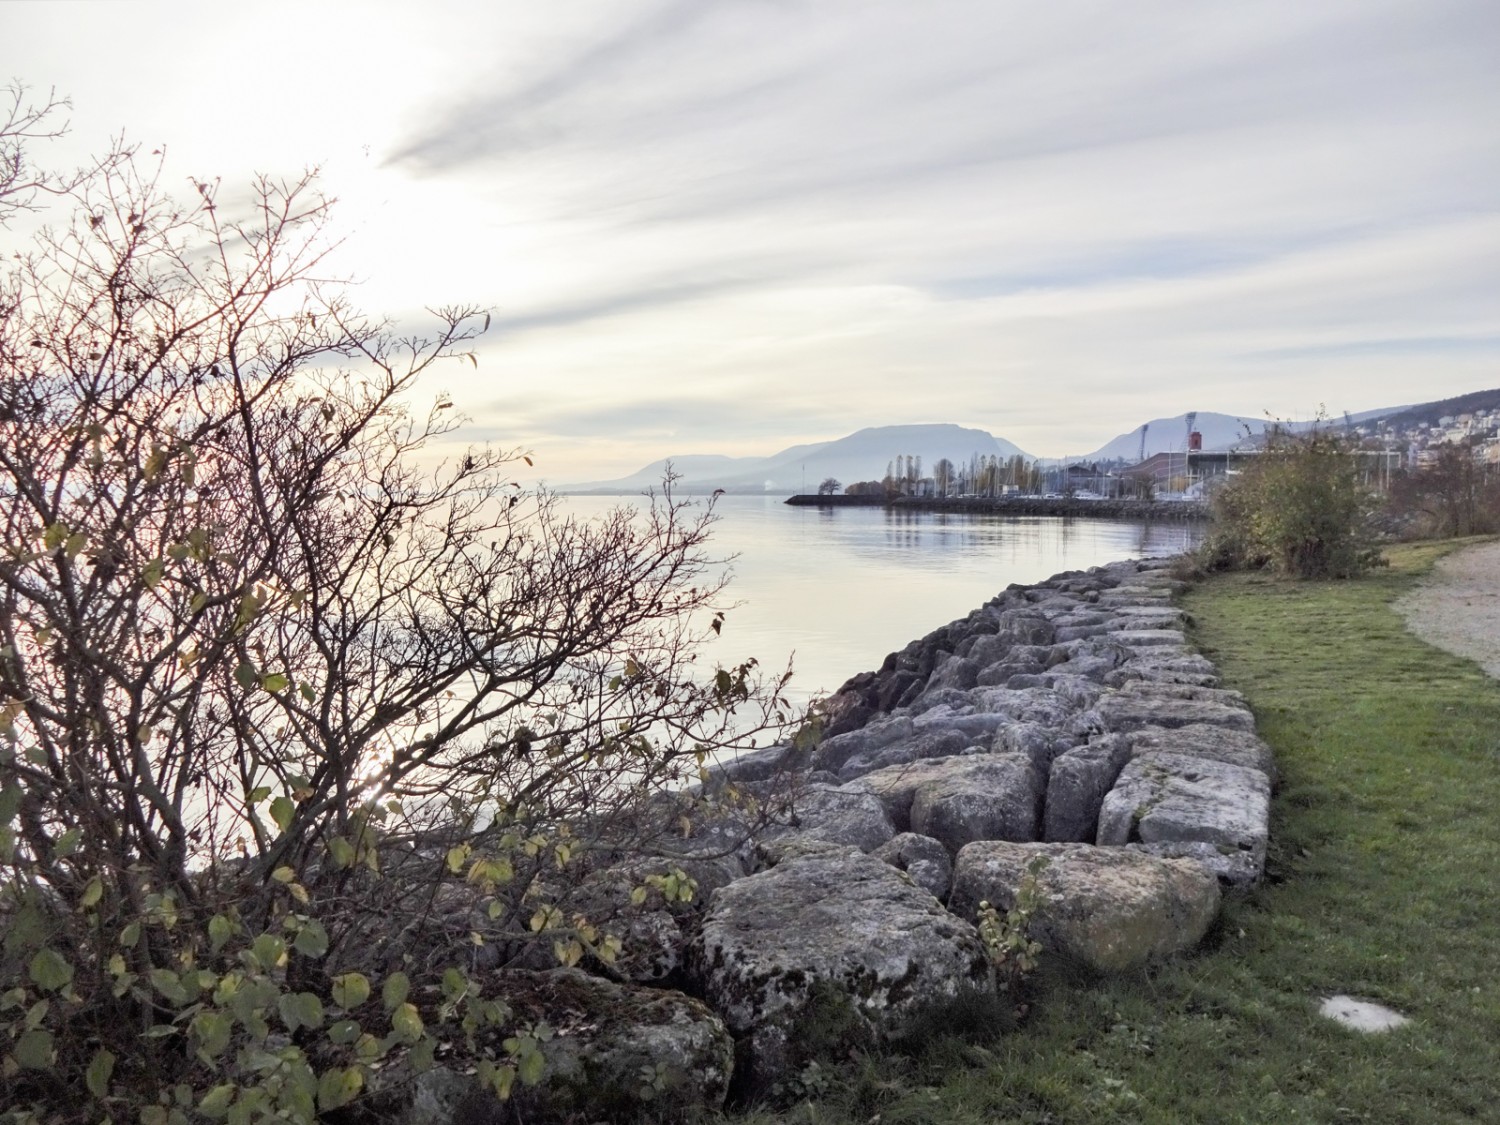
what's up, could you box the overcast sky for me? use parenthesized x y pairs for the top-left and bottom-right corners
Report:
(5, 1), (1498, 480)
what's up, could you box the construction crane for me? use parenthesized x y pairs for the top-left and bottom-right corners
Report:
(1183, 412), (1198, 493)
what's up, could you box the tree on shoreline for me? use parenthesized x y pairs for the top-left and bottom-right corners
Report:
(1199, 420), (1383, 578)
(0, 89), (793, 1118)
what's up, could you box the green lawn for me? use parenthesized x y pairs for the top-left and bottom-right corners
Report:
(735, 539), (1500, 1125)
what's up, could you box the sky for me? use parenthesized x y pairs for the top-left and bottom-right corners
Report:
(3, 0), (1498, 482)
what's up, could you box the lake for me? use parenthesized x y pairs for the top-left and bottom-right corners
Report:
(560, 494), (1200, 708)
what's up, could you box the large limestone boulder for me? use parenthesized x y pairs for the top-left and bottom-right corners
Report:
(835, 727), (975, 780)
(1043, 734), (1132, 842)
(381, 969), (734, 1124)
(760, 784), (897, 853)
(1096, 752), (1271, 874)
(1095, 693), (1256, 734)
(690, 848), (993, 1092)
(1127, 723), (1277, 783)
(811, 714), (916, 774)
(873, 831), (954, 900)
(847, 753), (1041, 850)
(572, 854), (744, 983)
(949, 842), (1221, 973)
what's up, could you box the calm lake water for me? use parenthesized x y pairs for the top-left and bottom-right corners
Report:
(561, 494), (1200, 708)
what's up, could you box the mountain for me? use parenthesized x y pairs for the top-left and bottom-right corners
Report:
(1079, 412), (1276, 462)
(563, 424), (1034, 494)
(1362, 387), (1500, 431)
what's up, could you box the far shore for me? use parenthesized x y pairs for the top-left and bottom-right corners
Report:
(784, 493), (1212, 520)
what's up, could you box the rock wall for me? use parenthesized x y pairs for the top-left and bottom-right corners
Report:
(386, 557), (1274, 1120)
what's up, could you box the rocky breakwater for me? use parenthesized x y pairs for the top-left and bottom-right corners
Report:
(682, 557), (1274, 1090)
(381, 558), (1274, 1119)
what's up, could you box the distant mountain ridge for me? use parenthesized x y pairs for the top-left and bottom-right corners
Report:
(563, 424), (1033, 494)
(559, 388), (1495, 494)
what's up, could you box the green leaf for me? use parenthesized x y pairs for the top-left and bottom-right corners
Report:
(209, 913), (233, 953)
(85, 1046), (116, 1098)
(29, 948), (74, 992)
(317, 1066), (364, 1111)
(328, 837), (355, 869)
(269, 796), (295, 832)
(248, 785), (272, 803)
(79, 876), (104, 909)
(43, 522), (68, 551)
(0, 782), (20, 825)
(327, 1018), (361, 1044)
(299, 683), (316, 702)
(142, 558), (166, 589)
(191, 1009), (232, 1059)
(13, 1028), (54, 1068)
(518, 1043), (546, 1086)
(390, 1001), (423, 1043)
(249, 934), (286, 971)
(331, 972), (370, 1010)
(119, 920), (141, 948)
(199, 1083), (237, 1118)
(260, 671), (289, 693)
(293, 919), (328, 958)
(149, 968), (189, 1005)
(234, 661), (259, 691)
(381, 971), (409, 1012)
(278, 991), (324, 1032)
(141, 1108), (169, 1125)
(53, 826), (81, 857)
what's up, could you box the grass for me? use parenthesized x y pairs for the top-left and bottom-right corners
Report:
(726, 538), (1500, 1124)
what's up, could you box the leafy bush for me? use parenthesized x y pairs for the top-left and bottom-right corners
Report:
(1198, 422), (1384, 579)
(0, 87), (791, 1122)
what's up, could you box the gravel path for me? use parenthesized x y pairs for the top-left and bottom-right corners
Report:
(1393, 539), (1500, 681)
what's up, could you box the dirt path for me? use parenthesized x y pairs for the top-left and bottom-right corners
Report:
(1393, 539), (1500, 680)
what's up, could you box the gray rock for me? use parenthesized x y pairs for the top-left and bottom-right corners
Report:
(910, 757), (1043, 853)
(1104, 653), (1220, 687)
(990, 721), (1074, 773)
(1044, 734), (1133, 842)
(1128, 723), (1277, 782)
(762, 784), (897, 853)
(949, 841), (1221, 973)
(1125, 841), (1265, 889)
(574, 854), (744, 982)
(908, 688), (978, 716)
(926, 654), (979, 692)
(850, 753), (1041, 847)
(1118, 681), (1247, 708)
(811, 715), (916, 773)
(1095, 694), (1256, 734)
(1096, 752), (1271, 874)
(873, 832), (955, 900)
(835, 727), (975, 780)
(972, 687), (1079, 727)
(912, 708), (1022, 741)
(691, 848), (993, 1092)
(383, 969), (734, 1123)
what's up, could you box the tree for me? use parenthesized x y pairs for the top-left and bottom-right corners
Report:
(817, 476), (842, 496)
(1199, 421), (1383, 578)
(933, 458), (954, 498)
(0, 99), (791, 1117)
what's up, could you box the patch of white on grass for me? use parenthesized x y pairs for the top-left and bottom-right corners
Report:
(1319, 994), (1410, 1033)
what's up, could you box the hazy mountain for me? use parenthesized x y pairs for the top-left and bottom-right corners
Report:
(1078, 396), (1436, 463)
(1364, 387), (1500, 431)
(1079, 412), (1274, 462)
(563, 424), (1034, 493)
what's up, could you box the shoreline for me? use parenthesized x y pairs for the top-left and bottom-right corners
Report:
(785, 493), (1211, 520)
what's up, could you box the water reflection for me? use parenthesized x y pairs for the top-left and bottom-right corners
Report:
(562, 494), (1200, 706)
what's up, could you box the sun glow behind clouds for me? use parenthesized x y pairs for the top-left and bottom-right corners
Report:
(4, 0), (1498, 482)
